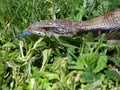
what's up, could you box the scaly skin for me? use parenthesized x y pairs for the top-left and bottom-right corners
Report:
(27, 9), (120, 39)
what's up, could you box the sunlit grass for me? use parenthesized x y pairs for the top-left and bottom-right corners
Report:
(0, 0), (120, 89)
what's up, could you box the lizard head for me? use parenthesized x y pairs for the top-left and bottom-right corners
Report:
(27, 20), (74, 37)
(28, 21), (50, 36)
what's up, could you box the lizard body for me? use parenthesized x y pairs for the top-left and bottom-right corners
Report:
(18, 9), (120, 40)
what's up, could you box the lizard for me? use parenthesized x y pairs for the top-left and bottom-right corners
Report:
(17, 9), (120, 41)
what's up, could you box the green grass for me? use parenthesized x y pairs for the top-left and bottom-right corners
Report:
(0, 0), (120, 90)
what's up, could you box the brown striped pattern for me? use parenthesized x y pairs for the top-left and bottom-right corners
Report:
(27, 9), (120, 38)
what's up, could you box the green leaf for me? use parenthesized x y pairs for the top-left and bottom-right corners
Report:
(89, 80), (102, 89)
(40, 49), (52, 71)
(0, 62), (4, 75)
(76, 53), (99, 70)
(75, 6), (86, 20)
(105, 70), (120, 81)
(93, 55), (108, 73)
(2, 42), (16, 48)
(109, 57), (120, 68)
(44, 73), (59, 80)
(59, 36), (82, 48)
(81, 71), (102, 83)
(36, 41), (47, 48)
